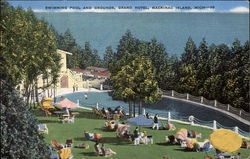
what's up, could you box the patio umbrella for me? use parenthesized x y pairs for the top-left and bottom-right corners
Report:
(210, 129), (242, 153)
(55, 98), (78, 109)
(127, 115), (153, 127)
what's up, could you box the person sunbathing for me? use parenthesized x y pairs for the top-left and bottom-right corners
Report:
(123, 130), (132, 141)
(101, 143), (116, 156)
(94, 142), (103, 156)
(165, 121), (176, 131)
(84, 131), (95, 140)
(188, 130), (202, 138)
(84, 131), (102, 141)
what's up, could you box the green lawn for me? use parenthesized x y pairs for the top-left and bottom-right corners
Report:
(34, 109), (250, 159)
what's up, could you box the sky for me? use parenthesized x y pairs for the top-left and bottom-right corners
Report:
(6, 0), (249, 13)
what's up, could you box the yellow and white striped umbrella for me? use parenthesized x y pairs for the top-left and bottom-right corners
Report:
(210, 129), (242, 153)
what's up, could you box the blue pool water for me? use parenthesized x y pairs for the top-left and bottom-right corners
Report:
(56, 91), (249, 132)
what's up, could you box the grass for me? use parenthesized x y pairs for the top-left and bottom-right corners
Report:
(34, 109), (250, 159)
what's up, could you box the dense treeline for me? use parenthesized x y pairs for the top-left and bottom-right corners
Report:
(104, 31), (249, 112)
(1, 3), (61, 105)
(52, 28), (103, 68)
(1, 3), (54, 158)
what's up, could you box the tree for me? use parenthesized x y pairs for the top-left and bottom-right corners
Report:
(196, 38), (210, 96)
(57, 29), (81, 68)
(116, 30), (139, 60)
(0, 4), (61, 105)
(103, 46), (115, 68)
(1, 81), (49, 158)
(140, 39), (169, 89)
(177, 64), (198, 94)
(181, 37), (198, 65)
(164, 55), (180, 90)
(112, 56), (161, 116)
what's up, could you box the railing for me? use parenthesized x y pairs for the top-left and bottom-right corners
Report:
(161, 90), (250, 122)
(75, 100), (250, 138)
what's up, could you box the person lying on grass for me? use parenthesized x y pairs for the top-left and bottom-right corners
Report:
(84, 130), (102, 141)
(94, 142), (116, 156)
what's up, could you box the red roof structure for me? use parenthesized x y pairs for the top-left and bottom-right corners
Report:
(71, 68), (86, 73)
(86, 66), (108, 72)
(91, 72), (111, 78)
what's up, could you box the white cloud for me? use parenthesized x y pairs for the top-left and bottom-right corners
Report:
(32, 7), (215, 13)
(229, 6), (249, 13)
(184, 8), (215, 13)
(32, 9), (47, 12)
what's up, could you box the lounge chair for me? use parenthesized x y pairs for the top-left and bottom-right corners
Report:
(84, 131), (102, 141)
(94, 145), (104, 156)
(49, 146), (59, 159)
(215, 153), (235, 159)
(59, 148), (73, 159)
(40, 98), (55, 109)
(167, 135), (177, 144)
(51, 140), (64, 150)
(200, 142), (214, 152)
(101, 147), (117, 156)
(94, 143), (116, 157)
(60, 115), (75, 124)
(38, 124), (48, 134)
(215, 150), (236, 159)
(84, 131), (95, 140)
(65, 139), (73, 148)
(241, 140), (250, 149)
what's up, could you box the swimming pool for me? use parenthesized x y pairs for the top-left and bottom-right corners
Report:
(56, 91), (249, 132)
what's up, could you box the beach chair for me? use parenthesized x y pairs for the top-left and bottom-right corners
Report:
(59, 148), (73, 159)
(200, 142), (214, 152)
(94, 145), (104, 156)
(84, 131), (102, 141)
(38, 124), (48, 134)
(51, 140), (64, 150)
(84, 132), (95, 140)
(49, 146), (59, 159)
(92, 108), (102, 118)
(61, 115), (75, 124)
(167, 135), (177, 144)
(215, 153), (235, 159)
(215, 151), (236, 159)
(241, 140), (250, 149)
(65, 139), (73, 148)
(40, 98), (55, 109)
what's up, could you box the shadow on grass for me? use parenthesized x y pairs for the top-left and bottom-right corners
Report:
(76, 111), (105, 120)
(101, 137), (131, 145)
(80, 152), (97, 157)
(174, 148), (193, 152)
(74, 137), (88, 141)
(33, 109), (46, 117)
(39, 119), (59, 123)
(156, 142), (177, 146)
(94, 128), (115, 132)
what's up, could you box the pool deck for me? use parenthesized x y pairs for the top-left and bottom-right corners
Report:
(55, 88), (111, 97)
(163, 95), (250, 126)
